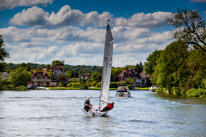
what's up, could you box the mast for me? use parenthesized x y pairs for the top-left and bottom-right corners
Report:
(99, 23), (113, 110)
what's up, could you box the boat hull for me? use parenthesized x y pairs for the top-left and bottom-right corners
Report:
(81, 108), (108, 117)
(115, 91), (131, 98)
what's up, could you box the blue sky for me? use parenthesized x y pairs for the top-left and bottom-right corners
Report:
(0, 0), (206, 66)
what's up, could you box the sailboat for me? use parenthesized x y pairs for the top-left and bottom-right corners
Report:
(81, 23), (113, 117)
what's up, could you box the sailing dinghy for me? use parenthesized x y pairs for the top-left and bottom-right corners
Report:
(81, 23), (113, 117)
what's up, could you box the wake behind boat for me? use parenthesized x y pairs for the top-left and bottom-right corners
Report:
(81, 22), (114, 117)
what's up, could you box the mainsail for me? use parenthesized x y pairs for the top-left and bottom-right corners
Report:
(99, 24), (113, 110)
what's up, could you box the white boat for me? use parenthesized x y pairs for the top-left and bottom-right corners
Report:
(149, 85), (157, 92)
(115, 86), (131, 98)
(81, 23), (113, 117)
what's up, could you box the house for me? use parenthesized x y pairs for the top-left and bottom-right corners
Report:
(117, 68), (150, 87)
(51, 66), (66, 86)
(41, 65), (66, 87)
(52, 66), (65, 80)
(29, 71), (51, 87)
(117, 68), (139, 81)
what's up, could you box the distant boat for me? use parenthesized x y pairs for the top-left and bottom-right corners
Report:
(149, 85), (157, 92)
(115, 85), (131, 98)
(81, 23), (113, 117)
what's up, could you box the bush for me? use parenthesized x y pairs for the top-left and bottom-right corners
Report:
(201, 79), (206, 89)
(162, 88), (170, 94)
(80, 85), (88, 89)
(67, 83), (72, 87)
(186, 88), (206, 98)
(171, 87), (180, 95)
(58, 83), (64, 87)
(15, 85), (27, 91)
(97, 82), (127, 88)
(155, 86), (163, 93)
(67, 83), (88, 89)
(3, 84), (15, 90)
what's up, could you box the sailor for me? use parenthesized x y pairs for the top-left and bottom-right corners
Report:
(100, 102), (114, 112)
(84, 97), (93, 112)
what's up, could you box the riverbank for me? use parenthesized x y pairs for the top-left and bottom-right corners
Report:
(46, 87), (117, 90)
(154, 87), (206, 98)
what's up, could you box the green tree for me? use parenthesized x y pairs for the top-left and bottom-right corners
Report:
(57, 73), (68, 83)
(125, 78), (135, 86)
(0, 35), (9, 72)
(135, 62), (143, 72)
(9, 67), (31, 87)
(153, 41), (189, 90)
(17, 63), (31, 71)
(51, 60), (65, 67)
(186, 48), (206, 89)
(67, 70), (78, 78)
(91, 71), (102, 83)
(168, 9), (206, 52)
(144, 50), (162, 74)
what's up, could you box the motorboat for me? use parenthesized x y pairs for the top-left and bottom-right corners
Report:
(149, 85), (157, 92)
(115, 86), (131, 98)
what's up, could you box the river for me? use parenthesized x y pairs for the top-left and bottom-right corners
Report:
(0, 90), (206, 137)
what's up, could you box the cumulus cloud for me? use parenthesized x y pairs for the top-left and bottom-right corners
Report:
(10, 5), (173, 28)
(0, 0), (53, 10)
(1, 25), (174, 66)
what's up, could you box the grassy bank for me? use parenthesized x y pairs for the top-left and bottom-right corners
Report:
(47, 87), (117, 90)
(155, 87), (206, 98)
(135, 87), (149, 90)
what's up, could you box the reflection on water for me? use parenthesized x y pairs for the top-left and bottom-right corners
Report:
(0, 90), (206, 137)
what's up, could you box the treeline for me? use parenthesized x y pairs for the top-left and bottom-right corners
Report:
(2, 62), (103, 74)
(144, 41), (206, 98)
(144, 9), (206, 98)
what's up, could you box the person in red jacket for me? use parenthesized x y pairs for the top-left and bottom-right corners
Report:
(100, 102), (114, 112)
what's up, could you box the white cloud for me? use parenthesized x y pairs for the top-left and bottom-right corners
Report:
(0, 0), (53, 10)
(10, 5), (173, 28)
(1, 21), (174, 66)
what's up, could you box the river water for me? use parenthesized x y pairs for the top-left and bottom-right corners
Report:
(0, 90), (206, 137)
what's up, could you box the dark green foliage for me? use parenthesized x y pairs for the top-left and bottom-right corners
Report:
(186, 88), (206, 98)
(135, 62), (143, 72)
(51, 60), (65, 67)
(9, 67), (31, 87)
(80, 85), (88, 89)
(91, 71), (102, 83)
(58, 83), (64, 87)
(67, 83), (88, 89)
(0, 35), (9, 72)
(96, 82), (127, 88)
(57, 73), (68, 83)
(67, 70), (78, 78)
(144, 50), (162, 75)
(154, 41), (189, 90)
(15, 85), (27, 91)
(146, 40), (206, 98)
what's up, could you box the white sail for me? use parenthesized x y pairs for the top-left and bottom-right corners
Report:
(99, 24), (113, 110)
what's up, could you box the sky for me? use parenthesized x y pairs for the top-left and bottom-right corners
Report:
(0, 0), (206, 67)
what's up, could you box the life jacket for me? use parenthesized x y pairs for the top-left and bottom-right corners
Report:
(107, 103), (114, 110)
